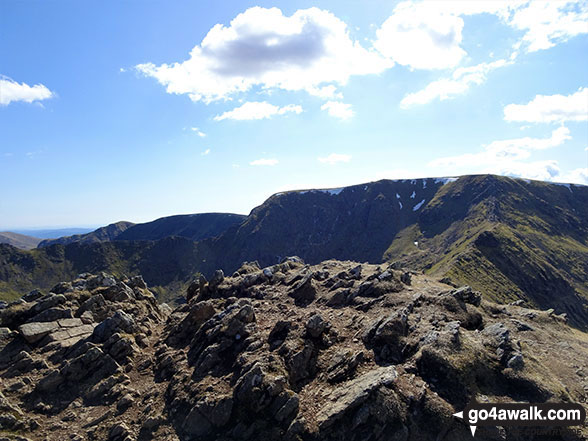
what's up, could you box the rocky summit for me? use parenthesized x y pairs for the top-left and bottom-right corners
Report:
(1, 259), (587, 441)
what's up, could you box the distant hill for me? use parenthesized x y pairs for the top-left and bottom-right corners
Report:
(12, 227), (95, 239)
(1, 175), (587, 329)
(0, 232), (42, 250)
(38, 221), (135, 247)
(37, 213), (246, 248)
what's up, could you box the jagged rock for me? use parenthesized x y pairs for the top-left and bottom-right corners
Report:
(28, 307), (73, 323)
(400, 271), (412, 285)
(451, 286), (482, 306)
(127, 275), (147, 290)
(50, 282), (72, 294)
(268, 320), (292, 349)
(507, 353), (524, 370)
(22, 289), (43, 303)
(210, 269), (225, 287)
(316, 366), (397, 431)
(108, 422), (131, 440)
(327, 350), (364, 383)
(77, 293), (106, 316)
(93, 311), (137, 342)
(32, 294), (66, 315)
(1, 263), (587, 441)
(305, 313), (328, 338)
(289, 273), (317, 304)
(117, 393), (134, 412)
(286, 341), (317, 384)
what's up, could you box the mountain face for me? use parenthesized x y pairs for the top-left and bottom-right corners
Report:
(0, 231), (42, 250)
(1, 175), (587, 328)
(1, 263), (586, 440)
(115, 212), (246, 242)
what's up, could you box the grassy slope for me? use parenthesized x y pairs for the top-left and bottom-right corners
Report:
(382, 175), (588, 328)
(0, 232), (42, 250)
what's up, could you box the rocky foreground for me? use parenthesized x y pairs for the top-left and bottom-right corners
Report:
(0, 259), (587, 441)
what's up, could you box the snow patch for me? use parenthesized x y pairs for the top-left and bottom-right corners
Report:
(554, 183), (573, 192)
(413, 199), (426, 211)
(411, 179), (417, 185)
(434, 177), (458, 185)
(398, 201), (403, 209)
(396, 193), (401, 199)
(423, 180), (427, 189)
(410, 191), (416, 199)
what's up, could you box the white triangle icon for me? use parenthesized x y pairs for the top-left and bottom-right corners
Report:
(470, 425), (477, 437)
(453, 411), (463, 419)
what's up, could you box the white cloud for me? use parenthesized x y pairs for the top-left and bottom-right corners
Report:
(250, 158), (279, 166)
(320, 101), (354, 120)
(510, 1), (588, 52)
(430, 127), (571, 168)
(558, 168), (588, 185)
(400, 59), (510, 107)
(318, 153), (352, 165)
(0, 76), (54, 106)
(428, 127), (576, 183)
(374, 1), (467, 70)
(375, 1), (587, 72)
(504, 87), (588, 123)
(191, 127), (207, 137)
(137, 7), (391, 103)
(214, 101), (302, 121)
(495, 160), (561, 181)
(201, 148), (210, 156)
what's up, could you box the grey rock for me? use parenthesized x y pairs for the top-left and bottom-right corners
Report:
(93, 311), (137, 342)
(108, 422), (130, 440)
(316, 366), (397, 430)
(18, 321), (59, 343)
(81, 311), (95, 324)
(507, 353), (524, 370)
(305, 314), (328, 338)
(28, 307), (73, 323)
(32, 294), (66, 315)
(210, 269), (225, 287)
(451, 286), (482, 306)
(22, 289), (43, 303)
(127, 275), (147, 290)
(289, 273), (317, 303)
(117, 393), (134, 411)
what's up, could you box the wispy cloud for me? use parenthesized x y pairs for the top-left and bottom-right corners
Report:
(318, 153), (352, 165)
(214, 102), (302, 121)
(0, 75), (54, 106)
(320, 101), (354, 120)
(250, 158), (279, 166)
(400, 59), (510, 108)
(201, 148), (210, 156)
(504, 87), (588, 123)
(191, 127), (207, 137)
(429, 127), (576, 183)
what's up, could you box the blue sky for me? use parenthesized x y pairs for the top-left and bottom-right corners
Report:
(1, 0), (587, 229)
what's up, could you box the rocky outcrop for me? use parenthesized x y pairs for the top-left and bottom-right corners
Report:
(0, 260), (587, 440)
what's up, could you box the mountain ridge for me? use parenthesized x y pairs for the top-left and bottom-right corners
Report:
(1, 174), (587, 329)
